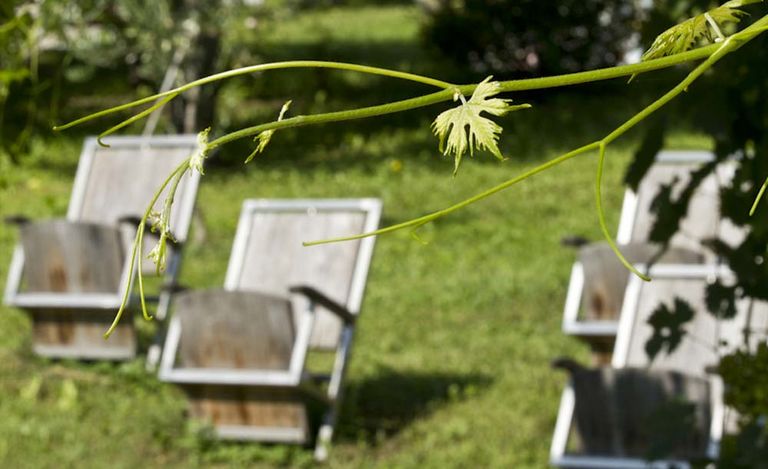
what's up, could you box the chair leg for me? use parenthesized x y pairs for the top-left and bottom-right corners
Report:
(313, 325), (354, 461)
(314, 412), (335, 462)
(146, 342), (163, 371)
(146, 252), (182, 371)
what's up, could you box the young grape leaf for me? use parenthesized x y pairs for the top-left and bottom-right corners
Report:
(432, 76), (530, 175)
(642, 0), (762, 61)
(245, 100), (292, 164)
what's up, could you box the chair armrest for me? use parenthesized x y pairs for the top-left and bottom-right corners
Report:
(551, 357), (586, 374)
(289, 285), (356, 324)
(117, 215), (143, 227)
(560, 235), (591, 248)
(161, 282), (189, 294)
(4, 215), (31, 225)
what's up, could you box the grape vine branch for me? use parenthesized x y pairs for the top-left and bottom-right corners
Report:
(52, 2), (768, 337)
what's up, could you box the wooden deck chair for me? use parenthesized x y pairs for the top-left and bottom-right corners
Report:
(158, 198), (382, 460)
(3, 135), (201, 360)
(562, 150), (744, 353)
(551, 263), (768, 468)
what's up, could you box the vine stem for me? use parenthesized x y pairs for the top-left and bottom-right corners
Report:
(52, 60), (456, 133)
(307, 22), (759, 264)
(304, 142), (600, 245)
(104, 159), (190, 338)
(589, 34), (743, 279)
(595, 143), (650, 281)
(53, 12), (768, 334)
(199, 37), (759, 149)
(56, 41), (727, 149)
(750, 176), (768, 215)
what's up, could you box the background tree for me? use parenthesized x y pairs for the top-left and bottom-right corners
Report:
(420, 0), (638, 77)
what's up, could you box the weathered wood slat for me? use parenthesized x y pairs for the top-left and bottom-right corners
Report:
(161, 200), (379, 447)
(20, 220), (124, 294)
(5, 136), (201, 361)
(566, 366), (710, 459)
(235, 211), (366, 349)
(630, 161), (745, 259)
(77, 145), (192, 233)
(31, 309), (135, 359)
(184, 385), (309, 439)
(175, 289), (295, 371)
(623, 276), (768, 376)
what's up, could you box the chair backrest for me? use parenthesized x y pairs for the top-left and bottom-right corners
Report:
(616, 151), (745, 261)
(67, 136), (199, 240)
(613, 264), (768, 376)
(224, 199), (382, 350)
(19, 220), (124, 294)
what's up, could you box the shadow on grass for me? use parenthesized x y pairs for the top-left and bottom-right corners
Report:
(336, 368), (492, 443)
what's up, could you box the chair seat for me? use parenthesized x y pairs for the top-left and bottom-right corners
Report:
(175, 289), (297, 371)
(567, 366), (711, 460)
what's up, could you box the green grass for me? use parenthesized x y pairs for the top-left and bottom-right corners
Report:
(0, 4), (713, 468)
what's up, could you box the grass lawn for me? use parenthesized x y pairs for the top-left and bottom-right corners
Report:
(0, 4), (712, 468)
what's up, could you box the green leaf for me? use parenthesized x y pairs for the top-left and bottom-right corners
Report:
(431, 76), (530, 175)
(642, 0), (762, 61)
(245, 100), (292, 164)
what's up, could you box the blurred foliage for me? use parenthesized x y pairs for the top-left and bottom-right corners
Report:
(719, 343), (768, 422)
(419, 0), (638, 78)
(0, 0), (272, 166)
(0, 0), (38, 167)
(718, 343), (768, 468)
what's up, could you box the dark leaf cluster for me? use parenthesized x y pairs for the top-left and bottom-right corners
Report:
(421, 0), (638, 78)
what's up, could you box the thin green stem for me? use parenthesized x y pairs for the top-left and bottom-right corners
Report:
(97, 93), (178, 146)
(54, 61), (455, 132)
(104, 159), (190, 338)
(496, 42), (722, 93)
(162, 168), (186, 241)
(583, 36), (741, 279)
(136, 224), (149, 320)
(55, 34), (752, 147)
(304, 142), (600, 246)
(90, 12), (768, 333)
(107, 222), (143, 338)
(594, 143), (651, 281)
(53, 94), (167, 131)
(750, 176), (768, 216)
(307, 24), (762, 266)
(211, 23), (766, 148)
(209, 90), (454, 148)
